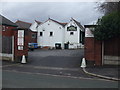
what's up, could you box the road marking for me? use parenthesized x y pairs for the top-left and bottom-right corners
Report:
(3, 69), (116, 82)
(2, 63), (20, 68)
(2, 64), (80, 71)
(17, 65), (79, 71)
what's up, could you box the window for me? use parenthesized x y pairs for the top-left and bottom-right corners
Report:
(40, 32), (43, 36)
(2, 26), (6, 31)
(70, 32), (74, 35)
(32, 33), (36, 38)
(50, 32), (53, 36)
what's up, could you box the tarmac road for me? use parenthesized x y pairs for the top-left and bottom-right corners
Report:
(2, 70), (118, 88)
(2, 49), (119, 88)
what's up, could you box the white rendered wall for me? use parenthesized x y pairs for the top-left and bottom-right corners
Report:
(29, 21), (38, 32)
(64, 20), (83, 49)
(37, 20), (65, 48)
(65, 20), (80, 44)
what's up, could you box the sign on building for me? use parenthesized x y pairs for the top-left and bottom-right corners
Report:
(17, 30), (24, 50)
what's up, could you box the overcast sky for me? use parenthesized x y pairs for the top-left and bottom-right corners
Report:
(1, 2), (103, 25)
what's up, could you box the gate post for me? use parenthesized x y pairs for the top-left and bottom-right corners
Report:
(14, 29), (28, 63)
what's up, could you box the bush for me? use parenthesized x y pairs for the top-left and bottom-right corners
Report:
(93, 12), (120, 40)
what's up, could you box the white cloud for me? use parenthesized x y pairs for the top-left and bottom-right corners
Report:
(1, 2), (103, 25)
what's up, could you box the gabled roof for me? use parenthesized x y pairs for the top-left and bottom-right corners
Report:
(15, 20), (32, 29)
(49, 18), (67, 27)
(35, 20), (42, 25)
(71, 18), (84, 30)
(0, 15), (17, 27)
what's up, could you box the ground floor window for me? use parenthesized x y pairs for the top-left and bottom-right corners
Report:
(40, 32), (43, 36)
(50, 32), (53, 36)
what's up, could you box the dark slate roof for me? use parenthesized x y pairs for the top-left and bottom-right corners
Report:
(71, 18), (84, 30)
(35, 20), (42, 25)
(49, 18), (67, 27)
(84, 25), (97, 28)
(15, 20), (32, 29)
(0, 15), (17, 27)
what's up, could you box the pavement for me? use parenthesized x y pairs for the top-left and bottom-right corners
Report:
(86, 65), (119, 79)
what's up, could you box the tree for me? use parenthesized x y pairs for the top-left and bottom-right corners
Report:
(93, 12), (120, 40)
(97, 1), (120, 15)
(93, 1), (120, 40)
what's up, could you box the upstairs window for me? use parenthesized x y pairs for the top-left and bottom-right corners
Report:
(2, 26), (6, 31)
(70, 32), (74, 35)
(40, 32), (43, 36)
(50, 32), (53, 36)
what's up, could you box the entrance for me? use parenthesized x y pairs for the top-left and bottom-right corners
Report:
(64, 43), (69, 49)
(55, 43), (61, 49)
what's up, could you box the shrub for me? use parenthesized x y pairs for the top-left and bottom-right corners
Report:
(93, 12), (120, 40)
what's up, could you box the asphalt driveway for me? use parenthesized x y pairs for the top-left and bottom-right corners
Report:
(3, 49), (95, 78)
(28, 49), (84, 68)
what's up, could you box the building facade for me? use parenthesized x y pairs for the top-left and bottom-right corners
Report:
(65, 18), (84, 49)
(0, 15), (17, 61)
(31, 18), (84, 49)
(16, 20), (37, 44)
(0, 15), (29, 62)
(37, 18), (65, 49)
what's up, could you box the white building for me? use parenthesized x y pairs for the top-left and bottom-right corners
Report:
(30, 18), (84, 49)
(30, 20), (41, 32)
(65, 18), (84, 49)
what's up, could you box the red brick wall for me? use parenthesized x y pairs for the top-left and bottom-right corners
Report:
(14, 30), (28, 62)
(85, 37), (102, 65)
(28, 31), (37, 43)
(94, 40), (102, 65)
(85, 37), (95, 61)
(0, 25), (15, 36)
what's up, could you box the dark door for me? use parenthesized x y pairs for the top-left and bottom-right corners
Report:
(55, 43), (61, 49)
(64, 44), (69, 49)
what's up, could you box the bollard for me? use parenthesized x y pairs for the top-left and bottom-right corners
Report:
(81, 58), (86, 68)
(21, 55), (27, 64)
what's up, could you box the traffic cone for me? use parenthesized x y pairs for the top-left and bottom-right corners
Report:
(81, 58), (86, 68)
(21, 55), (27, 64)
